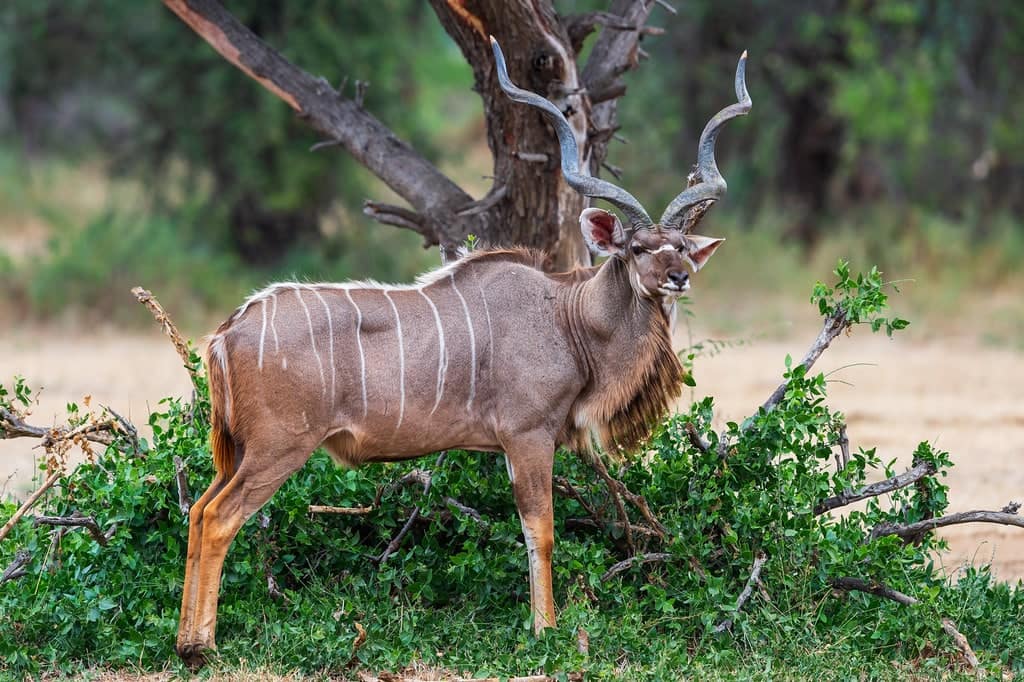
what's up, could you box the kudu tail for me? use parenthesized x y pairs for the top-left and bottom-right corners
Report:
(206, 336), (236, 476)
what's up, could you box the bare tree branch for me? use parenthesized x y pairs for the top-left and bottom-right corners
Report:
(362, 201), (435, 245)
(173, 456), (191, 517)
(870, 507), (1024, 542)
(377, 452), (447, 566)
(456, 185), (508, 217)
(760, 308), (850, 414)
(161, 0), (474, 246)
(814, 461), (937, 516)
(583, 0), (657, 132)
(601, 552), (672, 581)
(33, 514), (114, 547)
(713, 551), (768, 633)
(830, 577), (979, 669)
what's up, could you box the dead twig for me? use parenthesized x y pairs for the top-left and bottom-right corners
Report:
(1, 549), (31, 584)
(456, 185), (508, 217)
(131, 287), (200, 392)
(713, 551), (768, 633)
(173, 456), (191, 516)
(585, 454), (635, 555)
(830, 577), (979, 670)
(564, 517), (661, 538)
(684, 422), (710, 454)
(33, 514), (114, 547)
(814, 461), (936, 515)
(601, 552), (672, 582)
(309, 504), (375, 515)
(377, 452), (447, 566)
(0, 470), (61, 542)
(444, 497), (488, 527)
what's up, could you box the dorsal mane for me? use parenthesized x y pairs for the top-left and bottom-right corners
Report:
(415, 247), (548, 286)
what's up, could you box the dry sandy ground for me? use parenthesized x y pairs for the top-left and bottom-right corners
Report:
(2, 324), (1022, 581)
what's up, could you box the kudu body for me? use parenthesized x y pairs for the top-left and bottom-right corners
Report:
(176, 39), (750, 667)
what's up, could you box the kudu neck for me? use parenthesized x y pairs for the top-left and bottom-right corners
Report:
(578, 256), (662, 337)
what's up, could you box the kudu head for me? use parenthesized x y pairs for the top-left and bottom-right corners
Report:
(491, 38), (751, 300)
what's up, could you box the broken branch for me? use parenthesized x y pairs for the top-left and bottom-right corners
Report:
(173, 456), (191, 517)
(1, 549), (31, 584)
(0, 470), (61, 542)
(131, 287), (201, 393)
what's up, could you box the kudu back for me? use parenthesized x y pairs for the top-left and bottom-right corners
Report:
(176, 39), (750, 667)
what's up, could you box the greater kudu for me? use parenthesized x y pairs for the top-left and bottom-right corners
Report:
(176, 38), (751, 666)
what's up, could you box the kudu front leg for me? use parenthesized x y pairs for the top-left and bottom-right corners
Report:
(507, 442), (556, 634)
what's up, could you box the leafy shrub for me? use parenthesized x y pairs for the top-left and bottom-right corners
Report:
(1, 264), (1021, 679)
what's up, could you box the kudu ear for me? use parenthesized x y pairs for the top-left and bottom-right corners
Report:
(686, 235), (725, 271)
(580, 208), (628, 256)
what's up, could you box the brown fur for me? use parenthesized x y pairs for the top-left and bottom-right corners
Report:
(557, 257), (685, 456)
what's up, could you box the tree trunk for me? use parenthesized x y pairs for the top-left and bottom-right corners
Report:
(430, 1), (592, 270)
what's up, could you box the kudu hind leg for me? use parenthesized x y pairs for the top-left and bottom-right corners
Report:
(507, 442), (556, 634)
(177, 442), (312, 666)
(177, 473), (227, 655)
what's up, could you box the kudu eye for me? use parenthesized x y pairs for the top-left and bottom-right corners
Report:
(631, 244), (644, 256)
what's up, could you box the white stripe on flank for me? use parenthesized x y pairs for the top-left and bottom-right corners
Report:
(418, 288), (447, 416)
(450, 274), (476, 410)
(270, 294), (280, 352)
(383, 291), (405, 431)
(477, 283), (494, 376)
(308, 287), (336, 404)
(295, 289), (327, 396)
(258, 298), (268, 371)
(345, 289), (368, 416)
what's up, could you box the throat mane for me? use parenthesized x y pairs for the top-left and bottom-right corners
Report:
(561, 263), (685, 455)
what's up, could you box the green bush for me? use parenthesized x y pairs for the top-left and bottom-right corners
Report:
(1, 264), (1021, 679)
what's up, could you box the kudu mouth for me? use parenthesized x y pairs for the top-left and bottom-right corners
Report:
(490, 37), (751, 242)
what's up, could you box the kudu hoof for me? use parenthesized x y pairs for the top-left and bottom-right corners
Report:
(176, 641), (214, 671)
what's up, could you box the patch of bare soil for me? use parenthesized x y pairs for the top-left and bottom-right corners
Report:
(2, 324), (1022, 581)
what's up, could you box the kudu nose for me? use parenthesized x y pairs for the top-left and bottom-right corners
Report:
(668, 270), (689, 288)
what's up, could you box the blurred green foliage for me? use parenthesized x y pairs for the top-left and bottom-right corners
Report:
(0, 1), (1021, 324)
